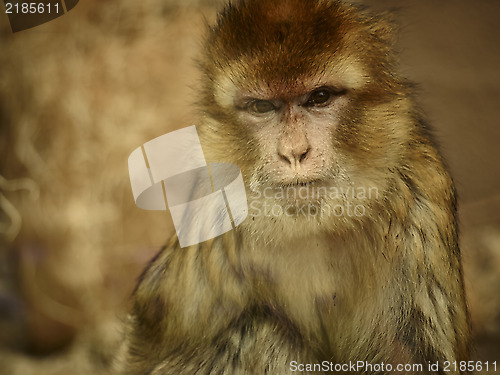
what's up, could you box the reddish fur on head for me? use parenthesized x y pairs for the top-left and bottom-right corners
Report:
(201, 0), (398, 102)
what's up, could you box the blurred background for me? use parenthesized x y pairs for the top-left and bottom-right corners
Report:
(0, 0), (498, 373)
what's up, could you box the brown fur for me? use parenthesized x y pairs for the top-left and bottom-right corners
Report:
(119, 0), (471, 373)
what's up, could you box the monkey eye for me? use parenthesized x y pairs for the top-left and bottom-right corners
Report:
(305, 89), (332, 107)
(249, 100), (276, 114)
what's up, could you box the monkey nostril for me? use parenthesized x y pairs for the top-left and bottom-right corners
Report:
(299, 148), (310, 163)
(280, 154), (292, 165)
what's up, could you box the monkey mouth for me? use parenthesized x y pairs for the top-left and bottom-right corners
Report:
(278, 179), (324, 188)
(266, 179), (331, 204)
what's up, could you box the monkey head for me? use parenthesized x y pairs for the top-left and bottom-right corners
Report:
(197, 0), (415, 238)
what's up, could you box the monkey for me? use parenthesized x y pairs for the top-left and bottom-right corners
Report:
(119, 0), (471, 374)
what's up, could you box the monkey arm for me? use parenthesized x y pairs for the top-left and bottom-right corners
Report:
(121, 234), (250, 374)
(375, 133), (470, 373)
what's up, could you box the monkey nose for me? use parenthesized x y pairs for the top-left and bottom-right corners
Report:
(278, 145), (311, 167)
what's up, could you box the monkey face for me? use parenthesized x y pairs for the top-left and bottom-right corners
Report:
(198, 0), (412, 233)
(232, 82), (349, 188)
